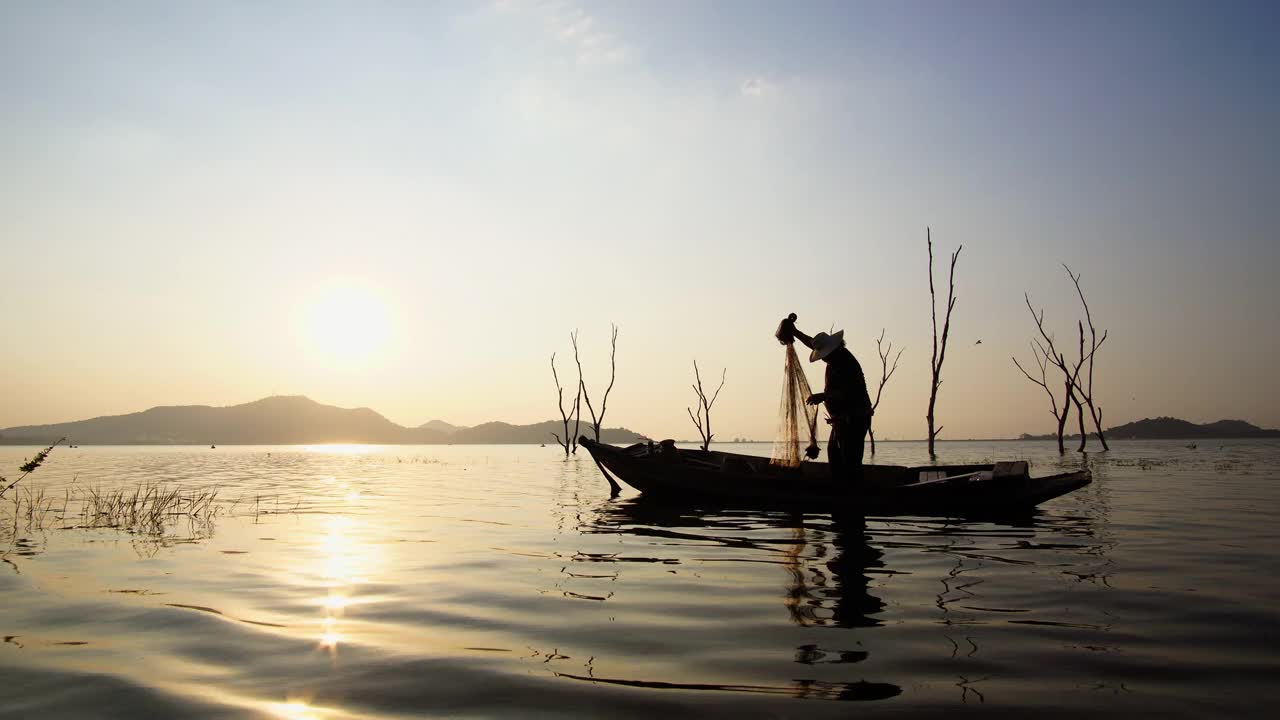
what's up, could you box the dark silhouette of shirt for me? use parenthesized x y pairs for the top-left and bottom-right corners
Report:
(824, 347), (871, 421)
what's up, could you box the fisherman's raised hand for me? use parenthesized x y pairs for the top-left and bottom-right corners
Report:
(806, 392), (825, 406)
(775, 313), (798, 345)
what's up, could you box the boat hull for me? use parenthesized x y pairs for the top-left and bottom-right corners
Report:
(580, 439), (1091, 517)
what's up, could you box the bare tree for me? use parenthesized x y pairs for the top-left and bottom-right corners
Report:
(1064, 265), (1110, 450)
(549, 339), (583, 456)
(1020, 294), (1098, 452)
(868, 329), (903, 455)
(1012, 339), (1071, 454)
(1071, 320), (1089, 452)
(686, 360), (726, 451)
(926, 228), (962, 459)
(575, 324), (619, 443)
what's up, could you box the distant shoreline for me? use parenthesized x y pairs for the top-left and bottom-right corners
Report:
(6, 437), (1278, 448)
(4, 400), (1275, 446)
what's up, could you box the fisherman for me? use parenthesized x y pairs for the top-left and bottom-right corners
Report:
(778, 317), (873, 487)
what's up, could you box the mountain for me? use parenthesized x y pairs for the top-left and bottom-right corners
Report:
(1107, 417), (1280, 439)
(1020, 416), (1280, 441)
(454, 421), (639, 445)
(0, 396), (645, 446)
(418, 419), (467, 435)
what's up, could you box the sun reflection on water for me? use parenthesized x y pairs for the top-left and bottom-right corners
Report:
(322, 594), (351, 611)
(268, 699), (327, 720)
(309, 514), (383, 656)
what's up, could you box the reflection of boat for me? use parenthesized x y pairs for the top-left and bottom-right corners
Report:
(583, 496), (899, 698)
(554, 671), (900, 701)
(580, 438), (1090, 516)
(578, 483), (1110, 707)
(590, 497), (886, 628)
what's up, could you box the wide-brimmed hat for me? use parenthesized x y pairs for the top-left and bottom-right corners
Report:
(809, 330), (845, 362)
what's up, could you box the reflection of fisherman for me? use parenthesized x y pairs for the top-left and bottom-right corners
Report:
(826, 513), (885, 627)
(778, 316), (873, 487)
(783, 514), (886, 629)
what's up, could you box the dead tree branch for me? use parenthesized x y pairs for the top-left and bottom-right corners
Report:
(687, 360), (726, 452)
(1012, 339), (1070, 454)
(550, 345), (582, 457)
(1022, 293), (1098, 452)
(578, 324), (619, 443)
(1064, 265), (1109, 450)
(1073, 321), (1088, 452)
(868, 329), (903, 455)
(927, 228), (962, 459)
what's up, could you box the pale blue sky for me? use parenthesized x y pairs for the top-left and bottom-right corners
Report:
(3, 1), (1278, 439)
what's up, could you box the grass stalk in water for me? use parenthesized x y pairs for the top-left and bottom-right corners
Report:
(0, 437), (65, 500)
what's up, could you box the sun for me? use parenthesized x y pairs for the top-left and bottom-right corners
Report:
(300, 283), (393, 366)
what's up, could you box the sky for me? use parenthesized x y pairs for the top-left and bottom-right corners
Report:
(2, 0), (1278, 441)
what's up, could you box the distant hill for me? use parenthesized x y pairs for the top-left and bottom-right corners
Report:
(1020, 416), (1280, 441)
(418, 419), (467, 435)
(0, 396), (645, 446)
(454, 420), (639, 445)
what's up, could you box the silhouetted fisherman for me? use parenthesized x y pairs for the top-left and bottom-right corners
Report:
(778, 316), (873, 487)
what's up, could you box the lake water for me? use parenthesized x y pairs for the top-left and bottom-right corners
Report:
(2, 440), (1278, 718)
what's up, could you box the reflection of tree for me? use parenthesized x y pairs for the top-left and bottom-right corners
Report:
(1067, 456), (1118, 588)
(932, 533), (987, 701)
(908, 490), (1116, 705)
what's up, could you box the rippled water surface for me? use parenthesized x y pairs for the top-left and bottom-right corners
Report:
(3, 441), (1278, 718)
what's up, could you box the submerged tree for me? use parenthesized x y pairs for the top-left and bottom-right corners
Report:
(1064, 265), (1109, 450)
(549, 335), (583, 456)
(1016, 265), (1109, 453)
(926, 228), (962, 460)
(575, 324), (619, 443)
(868, 329), (903, 456)
(1018, 294), (1099, 452)
(1012, 338), (1072, 454)
(687, 360), (726, 452)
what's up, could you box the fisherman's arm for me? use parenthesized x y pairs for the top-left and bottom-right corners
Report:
(791, 326), (815, 350)
(793, 327), (830, 408)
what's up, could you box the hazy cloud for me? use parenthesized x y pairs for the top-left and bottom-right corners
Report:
(740, 76), (779, 98)
(494, 0), (628, 66)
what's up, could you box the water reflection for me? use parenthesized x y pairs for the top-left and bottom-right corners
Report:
(583, 498), (902, 701)
(12, 442), (1226, 718)
(553, 670), (902, 701)
(577, 492), (1119, 705)
(784, 512), (887, 628)
(311, 515), (380, 657)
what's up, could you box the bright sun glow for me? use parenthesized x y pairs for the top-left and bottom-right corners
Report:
(301, 283), (393, 367)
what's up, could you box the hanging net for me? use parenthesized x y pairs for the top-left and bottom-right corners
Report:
(771, 343), (821, 467)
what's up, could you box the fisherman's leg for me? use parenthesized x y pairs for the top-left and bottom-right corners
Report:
(828, 427), (845, 484)
(847, 419), (868, 486)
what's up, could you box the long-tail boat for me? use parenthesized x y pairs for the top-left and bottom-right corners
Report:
(579, 437), (1091, 517)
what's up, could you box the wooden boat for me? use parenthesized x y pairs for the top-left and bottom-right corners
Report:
(579, 437), (1091, 517)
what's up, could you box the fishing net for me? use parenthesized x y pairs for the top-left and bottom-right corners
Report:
(771, 343), (821, 467)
